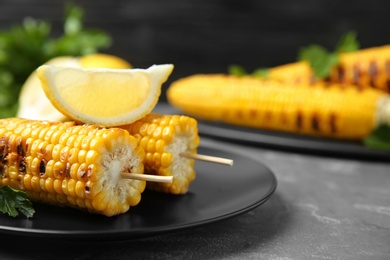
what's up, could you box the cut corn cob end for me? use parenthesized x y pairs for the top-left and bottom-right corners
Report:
(0, 118), (146, 216)
(376, 95), (390, 126)
(120, 114), (200, 194)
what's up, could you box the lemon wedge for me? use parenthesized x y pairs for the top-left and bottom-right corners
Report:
(37, 64), (174, 126)
(17, 54), (132, 121)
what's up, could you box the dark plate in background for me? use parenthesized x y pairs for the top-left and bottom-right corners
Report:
(197, 121), (390, 160)
(0, 145), (277, 241)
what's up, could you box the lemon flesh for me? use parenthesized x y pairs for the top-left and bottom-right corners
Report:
(37, 64), (174, 126)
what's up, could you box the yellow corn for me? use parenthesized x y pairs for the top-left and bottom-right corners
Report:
(167, 74), (390, 140)
(269, 45), (390, 92)
(119, 114), (199, 194)
(0, 118), (145, 216)
(268, 61), (315, 85)
(330, 45), (390, 91)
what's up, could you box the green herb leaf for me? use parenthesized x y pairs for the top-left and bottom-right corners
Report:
(64, 3), (84, 35)
(0, 3), (112, 119)
(298, 31), (360, 79)
(252, 68), (269, 79)
(228, 65), (269, 79)
(363, 124), (390, 151)
(228, 64), (248, 76)
(298, 44), (339, 79)
(0, 186), (34, 218)
(335, 31), (359, 54)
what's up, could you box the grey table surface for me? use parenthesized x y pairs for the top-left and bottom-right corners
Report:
(0, 135), (389, 260)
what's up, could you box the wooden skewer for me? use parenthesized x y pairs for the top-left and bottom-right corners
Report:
(121, 173), (173, 183)
(180, 152), (234, 166)
(121, 152), (233, 183)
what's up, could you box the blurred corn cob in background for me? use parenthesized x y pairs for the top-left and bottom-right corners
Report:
(0, 118), (146, 216)
(269, 45), (390, 92)
(167, 74), (390, 140)
(119, 114), (200, 194)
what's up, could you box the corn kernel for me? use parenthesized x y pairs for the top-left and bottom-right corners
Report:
(69, 162), (80, 180)
(74, 135), (87, 148)
(75, 181), (85, 198)
(53, 179), (63, 194)
(31, 176), (40, 192)
(89, 136), (106, 153)
(161, 153), (172, 167)
(53, 161), (65, 178)
(23, 175), (32, 190)
(92, 192), (109, 211)
(77, 163), (87, 180)
(67, 147), (80, 164)
(44, 160), (54, 178)
(44, 177), (55, 193)
(162, 126), (173, 143)
(78, 149), (87, 163)
(147, 138), (156, 153)
(52, 144), (64, 161)
(61, 179), (69, 195)
(86, 150), (100, 165)
(67, 178), (77, 197)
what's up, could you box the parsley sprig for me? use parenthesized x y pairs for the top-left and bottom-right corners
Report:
(0, 3), (111, 118)
(363, 125), (390, 151)
(228, 64), (269, 79)
(298, 31), (360, 79)
(0, 185), (34, 218)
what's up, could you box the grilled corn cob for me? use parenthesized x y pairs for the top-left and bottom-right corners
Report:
(167, 74), (390, 140)
(119, 114), (199, 194)
(0, 118), (145, 216)
(269, 45), (390, 92)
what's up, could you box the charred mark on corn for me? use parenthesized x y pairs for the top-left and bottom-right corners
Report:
(386, 80), (390, 93)
(0, 164), (5, 176)
(78, 164), (86, 179)
(87, 165), (94, 178)
(19, 160), (26, 173)
(65, 162), (71, 177)
(17, 140), (24, 157)
(330, 113), (338, 134)
(39, 159), (46, 175)
(296, 111), (303, 129)
(249, 109), (257, 119)
(369, 61), (378, 77)
(311, 114), (320, 131)
(352, 64), (360, 85)
(336, 66), (345, 82)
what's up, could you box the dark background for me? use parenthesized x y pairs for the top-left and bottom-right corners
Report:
(1, 0), (390, 100)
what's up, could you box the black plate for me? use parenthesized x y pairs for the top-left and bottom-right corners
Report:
(0, 145), (277, 241)
(154, 104), (390, 160)
(197, 122), (390, 160)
